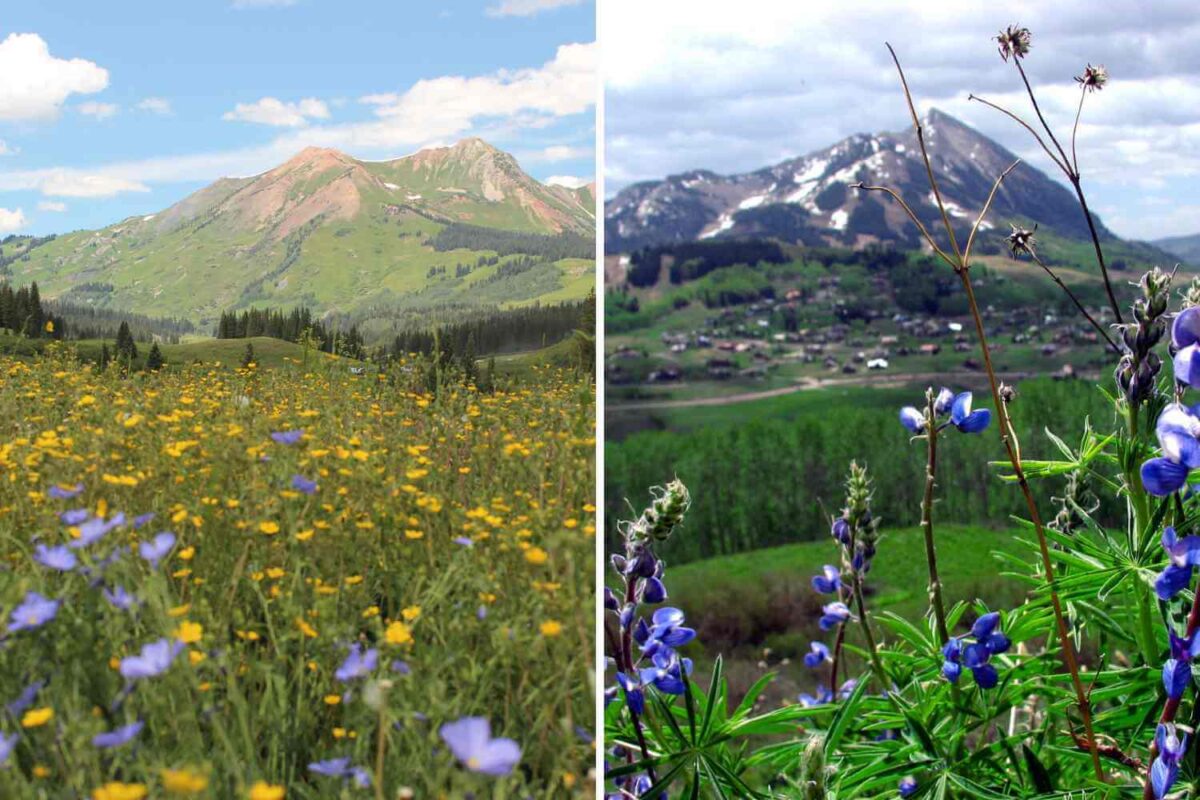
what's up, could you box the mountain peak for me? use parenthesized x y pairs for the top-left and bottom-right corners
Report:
(281, 145), (357, 171)
(606, 109), (1114, 252)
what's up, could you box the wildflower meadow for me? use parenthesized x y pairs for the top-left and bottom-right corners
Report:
(605, 28), (1200, 800)
(0, 345), (595, 799)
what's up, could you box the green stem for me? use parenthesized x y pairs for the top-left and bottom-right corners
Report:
(852, 578), (887, 686)
(1126, 402), (1158, 664)
(921, 393), (951, 647)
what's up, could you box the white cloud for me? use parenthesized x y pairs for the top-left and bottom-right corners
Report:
(0, 140), (12, 156)
(0, 208), (26, 233)
(37, 200), (67, 212)
(137, 97), (172, 115)
(346, 42), (595, 148)
(486, 0), (585, 17)
(545, 174), (591, 188)
(530, 144), (589, 161)
(40, 172), (150, 198)
(78, 101), (118, 120)
(0, 44), (595, 203)
(223, 97), (330, 127)
(0, 33), (108, 121)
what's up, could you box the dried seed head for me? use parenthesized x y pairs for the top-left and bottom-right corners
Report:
(996, 25), (1032, 62)
(1005, 224), (1037, 256)
(1075, 63), (1108, 92)
(999, 383), (1017, 404)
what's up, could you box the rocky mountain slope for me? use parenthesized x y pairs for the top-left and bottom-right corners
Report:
(606, 109), (1130, 256)
(5, 138), (594, 325)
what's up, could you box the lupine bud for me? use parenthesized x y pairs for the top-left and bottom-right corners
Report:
(641, 576), (667, 604)
(603, 587), (619, 611)
(796, 734), (828, 800)
(1116, 267), (1171, 404)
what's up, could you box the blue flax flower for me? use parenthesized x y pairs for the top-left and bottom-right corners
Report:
(439, 716), (521, 776)
(1151, 723), (1188, 799)
(119, 638), (184, 680)
(47, 483), (84, 500)
(60, 508), (89, 526)
(1163, 630), (1200, 699)
(34, 544), (76, 572)
(8, 592), (60, 633)
(132, 513), (155, 529)
(1155, 527), (1200, 600)
(309, 757), (371, 788)
(291, 474), (318, 494)
(811, 565), (841, 594)
(1143, 404), (1200, 496)
(7, 681), (44, 716)
(138, 532), (176, 568)
(72, 513), (125, 548)
(92, 721), (144, 749)
(334, 645), (378, 682)
(0, 732), (16, 766)
(103, 586), (139, 611)
(270, 429), (304, 445)
(803, 641), (831, 668)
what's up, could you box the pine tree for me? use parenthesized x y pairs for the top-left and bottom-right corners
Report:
(242, 342), (256, 368)
(146, 342), (164, 371)
(98, 342), (111, 371)
(115, 321), (138, 363)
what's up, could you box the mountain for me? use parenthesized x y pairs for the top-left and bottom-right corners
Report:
(1153, 233), (1200, 266)
(4, 138), (595, 326)
(606, 108), (1137, 258)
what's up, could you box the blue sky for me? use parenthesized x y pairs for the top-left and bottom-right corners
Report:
(0, 0), (595, 236)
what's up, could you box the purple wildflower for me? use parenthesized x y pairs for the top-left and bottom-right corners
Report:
(92, 721), (144, 749)
(119, 638), (184, 680)
(439, 717), (521, 776)
(34, 544), (77, 572)
(7, 592), (60, 633)
(48, 483), (84, 500)
(138, 532), (176, 568)
(270, 429), (304, 445)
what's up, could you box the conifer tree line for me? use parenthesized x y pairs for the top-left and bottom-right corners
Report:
(386, 297), (591, 359)
(429, 223), (594, 261)
(0, 282), (66, 339)
(215, 306), (366, 359)
(44, 298), (195, 343)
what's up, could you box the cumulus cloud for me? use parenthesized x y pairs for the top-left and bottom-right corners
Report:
(544, 174), (591, 188)
(38, 172), (150, 198)
(223, 97), (330, 127)
(604, 0), (1200, 238)
(78, 101), (118, 120)
(0, 33), (108, 121)
(0, 208), (26, 233)
(486, 0), (585, 17)
(137, 97), (172, 115)
(0, 140), (13, 156)
(37, 201), (67, 212)
(0, 44), (595, 202)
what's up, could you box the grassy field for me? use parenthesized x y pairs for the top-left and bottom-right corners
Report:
(0, 346), (595, 798)
(0, 334), (345, 371)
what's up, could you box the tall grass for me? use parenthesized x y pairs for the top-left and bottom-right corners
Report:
(0, 344), (595, 798)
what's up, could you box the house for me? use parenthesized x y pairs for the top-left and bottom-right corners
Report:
(919, 343), (941, 356)
(867, 358), (888, 370)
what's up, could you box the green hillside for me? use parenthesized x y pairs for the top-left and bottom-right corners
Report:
(1, 139), (595, 329)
